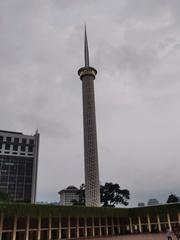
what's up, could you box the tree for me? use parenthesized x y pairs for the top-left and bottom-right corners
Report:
(167, 193), (179, 203)
(72, 182), (130, 207)
(0, 191), (9, 202)
(78, 184), (85, 205)
(100, 182), (130, 207)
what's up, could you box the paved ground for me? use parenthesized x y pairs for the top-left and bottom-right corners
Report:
(86, 233), (176, 240)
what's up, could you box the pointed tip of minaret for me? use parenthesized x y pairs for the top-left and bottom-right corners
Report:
(84, 25), (89, 67)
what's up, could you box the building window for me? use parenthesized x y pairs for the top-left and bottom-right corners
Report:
(9, 165), (17, 175)
(1, 175), (8, 183)
(21, 145), (26, 152)
(0, 136), (3, 141)
(22, 138), (26, 144)
(29, 139), (34, 145)
(28, 146), (33, 152)
(6, 137), (11, 142)
(9, 176), (16, 183)
(13, 145), (18, 151)
(26, 165), (33, 175)
(18, 165), (25, 175)
(5, 144), (10, 150)
(14, 138), (19, 143)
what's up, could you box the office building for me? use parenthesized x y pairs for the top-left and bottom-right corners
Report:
(0, 130), (39, 203)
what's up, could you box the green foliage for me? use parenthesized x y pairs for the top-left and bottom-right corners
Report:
(0, 202), (179, 219)
(129, 202), (180, 218)
(167, 193), (180, 203)
(0, 191), (9, 202)
(0, 202), (129, 218)
(100, 182), (130, 207)
(79, 184), (85, 205)
(71, 184), (85, 206)
(70, 188), (83, 206)
(72, 182), (130, 207)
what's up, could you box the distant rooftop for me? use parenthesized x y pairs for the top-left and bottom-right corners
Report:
(67, 186), (78, 190)
(147, 198), (159, 206)
(0, 130), (23, 135)
(0, 129), (38, 136)
(58, 185), (79, 194)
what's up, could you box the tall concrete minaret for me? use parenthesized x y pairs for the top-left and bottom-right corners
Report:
(78, 26), (100, 207)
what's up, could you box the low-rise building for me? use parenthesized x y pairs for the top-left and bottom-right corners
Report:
(147, 198), (159, 206)
(138, 202), (145, 207)
(58, 185), (79, 206)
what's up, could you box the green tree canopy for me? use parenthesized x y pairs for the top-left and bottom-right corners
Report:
(72, 182), (130, 207)
(100, 182), (130, 207)
(167, 193), (179, 203)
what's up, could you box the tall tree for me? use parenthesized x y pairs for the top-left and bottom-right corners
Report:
(100, 182), (130, 207)
(167, 193), (179, 203)
(72, 182), (130, 207)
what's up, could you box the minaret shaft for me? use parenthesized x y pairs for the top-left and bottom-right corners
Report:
(82, 76), (100, 206)
(78, 27), (100, 207)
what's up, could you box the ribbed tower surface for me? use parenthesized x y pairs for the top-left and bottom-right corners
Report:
(78, 27), (100, 207)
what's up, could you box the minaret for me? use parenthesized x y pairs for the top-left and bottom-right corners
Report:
(78, 27), (100, 207)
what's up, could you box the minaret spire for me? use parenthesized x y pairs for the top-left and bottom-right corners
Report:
(84, 25), (89, 67)
(78, 27), (100, 207)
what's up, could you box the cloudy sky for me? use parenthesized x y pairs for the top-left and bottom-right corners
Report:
(0, 0), (180, 206)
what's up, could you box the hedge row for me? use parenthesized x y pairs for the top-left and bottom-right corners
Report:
(130, 202), (180, 217)
(0, 203), (129, 217)
(0, 202), (179, 218)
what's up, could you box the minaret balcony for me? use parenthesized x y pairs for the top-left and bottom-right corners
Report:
(78, 66), (97, 80)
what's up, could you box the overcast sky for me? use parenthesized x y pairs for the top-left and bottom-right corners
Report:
(0, 0), (180, 207)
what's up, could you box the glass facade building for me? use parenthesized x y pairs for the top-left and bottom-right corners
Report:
(0, 130), (39, 203)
